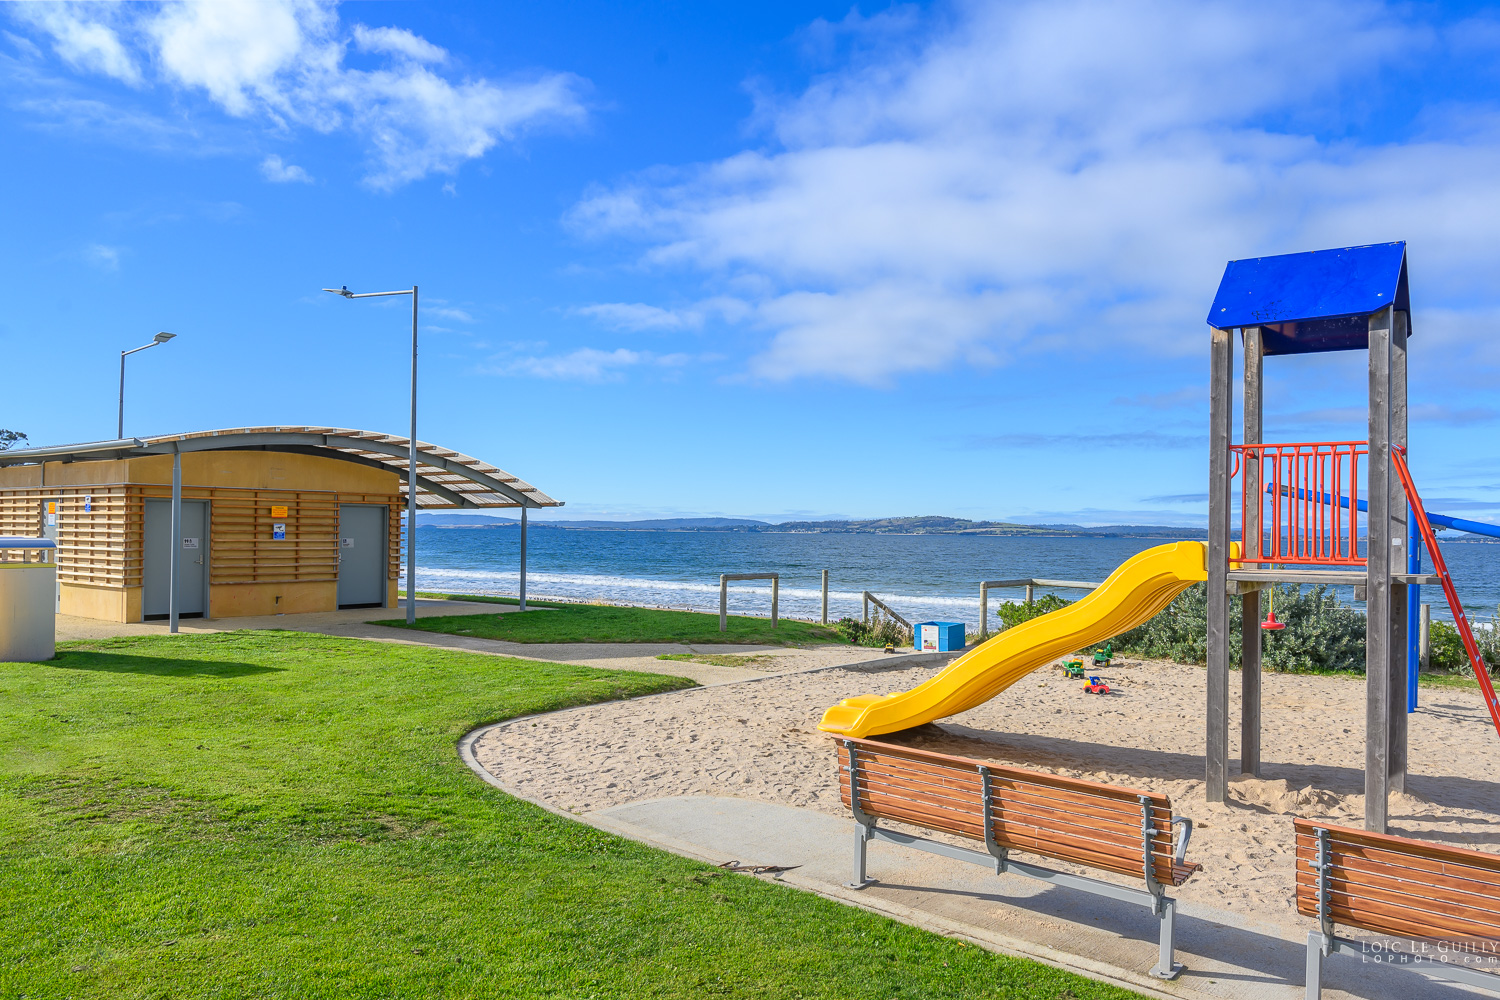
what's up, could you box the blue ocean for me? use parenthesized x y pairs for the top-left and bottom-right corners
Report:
(407, 527), (1500, 629)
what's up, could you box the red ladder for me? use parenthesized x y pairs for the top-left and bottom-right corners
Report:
(1391, 446), (1500, 738)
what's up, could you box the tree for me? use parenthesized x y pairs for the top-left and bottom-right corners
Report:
(0, 430), (27, 451)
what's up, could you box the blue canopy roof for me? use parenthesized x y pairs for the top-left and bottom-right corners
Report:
(1206, 242), (1409, 355)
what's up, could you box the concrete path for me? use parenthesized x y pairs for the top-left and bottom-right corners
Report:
(460, 745), (1490, 1000)
(53, 600), (888, 685)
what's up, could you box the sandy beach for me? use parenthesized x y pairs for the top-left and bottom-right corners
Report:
(473, 655), (1500, 933)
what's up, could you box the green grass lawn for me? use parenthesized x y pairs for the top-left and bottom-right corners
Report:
(0, 632), (1140, 1000)
(376, 602), (844, 646)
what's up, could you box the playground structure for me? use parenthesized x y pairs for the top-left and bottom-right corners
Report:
(1207, 241), (1499, 833)
(820, 241), (1500, 836)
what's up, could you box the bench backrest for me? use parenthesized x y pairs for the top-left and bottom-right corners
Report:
(837, 737), (1179, 885)
(1294, 818), (1500, 945)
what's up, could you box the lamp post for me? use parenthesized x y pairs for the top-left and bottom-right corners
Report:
(118, 332), (176, 439)
(323, 284), (420, 625)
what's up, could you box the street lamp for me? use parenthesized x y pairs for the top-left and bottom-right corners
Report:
(323, 284), (420, 624)
(119, 332), (176, 439)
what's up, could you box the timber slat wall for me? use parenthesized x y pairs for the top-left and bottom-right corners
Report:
(0, 485), (401, 589)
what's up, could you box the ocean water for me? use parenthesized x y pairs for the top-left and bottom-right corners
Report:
(406, 527), (1500, 629)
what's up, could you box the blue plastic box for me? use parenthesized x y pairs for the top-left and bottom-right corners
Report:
(915, 621), (964, 652)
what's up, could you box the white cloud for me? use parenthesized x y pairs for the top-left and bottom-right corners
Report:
(82, 243), (121, 270)
(260, 153), (312, 183)
(16, 3), (140, 84)
(483, 346), (690, 382)
(13, 0), (587, 189)
(573, 302), (700, 332)
(352, 24), (446, 64)
(427, 305), (474, 322)
(569, 0), (1500, 383)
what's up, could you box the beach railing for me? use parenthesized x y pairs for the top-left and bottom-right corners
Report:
(978, 578), (1102, 637)
(862, 591), (911, 630)
(719, 573), (778, 632)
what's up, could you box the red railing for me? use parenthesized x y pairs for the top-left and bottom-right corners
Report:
(1230, 441), (1367, 568)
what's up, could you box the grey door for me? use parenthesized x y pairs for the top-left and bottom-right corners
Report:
(338, 505), (386, 608)
(143, 500), (207, 618)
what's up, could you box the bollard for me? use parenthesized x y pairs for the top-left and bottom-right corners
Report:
(821, 569), (828, 625)
(719, 575), (728, 632)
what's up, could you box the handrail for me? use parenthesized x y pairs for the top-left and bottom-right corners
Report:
(861, 591), (911, 630)
(718, 572), (778, 632)
(1391, 446), (1500, 738)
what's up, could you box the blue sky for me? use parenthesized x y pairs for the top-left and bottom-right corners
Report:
(4, 0), (1500, 526)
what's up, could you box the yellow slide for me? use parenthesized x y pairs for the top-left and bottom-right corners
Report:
(818, 540), (1208, 738)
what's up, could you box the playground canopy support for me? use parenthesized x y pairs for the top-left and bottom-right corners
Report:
(1207, 242), (1414, 834)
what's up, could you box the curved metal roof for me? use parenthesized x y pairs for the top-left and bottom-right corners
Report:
(0, 426), (561, 509)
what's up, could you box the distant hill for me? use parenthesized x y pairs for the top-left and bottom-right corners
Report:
(771, 516), (1205, 538)
(415, 511), (1204, 537)
(417, 513), (770, 530)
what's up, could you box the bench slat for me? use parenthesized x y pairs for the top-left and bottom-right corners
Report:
(845, 739), (1169, 806)
(1294, 835), (1500, 890)
(844, 766), (1169, 847)
(1295, 869), (1500, 932)
(1304, 884), (1500, 944)
(842, 781), (1178, 882)
(849, 751), (1169, 826)
(1294, 844), (1500, 911)
(1294, 819), (1500, 875)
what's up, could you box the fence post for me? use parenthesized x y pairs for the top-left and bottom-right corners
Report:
(863, 592), (869, 624)
(821, 570), (828, 624)
(719, 574), (728, 632)
(771, 574), (779, 628)
(1025, 583), (1034, 604)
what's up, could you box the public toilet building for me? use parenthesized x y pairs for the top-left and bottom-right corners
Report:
(0, 427), (560, 622)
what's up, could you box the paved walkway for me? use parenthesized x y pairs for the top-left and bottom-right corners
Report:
(53, 600), (890, 685)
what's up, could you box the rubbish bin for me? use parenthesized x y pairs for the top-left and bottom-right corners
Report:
(0, 537), (56, 662)
(915, 620), (965, 652)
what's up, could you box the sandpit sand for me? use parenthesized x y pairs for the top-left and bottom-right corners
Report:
(473, 656), (1500, 932)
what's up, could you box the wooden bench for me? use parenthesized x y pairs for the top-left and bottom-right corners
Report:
(836, 736), (1199, 979)
(1296, 818), (1500, 998)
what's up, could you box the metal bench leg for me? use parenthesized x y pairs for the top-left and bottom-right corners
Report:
(1305, 931), (1326, 1000)
(847, 821), (873, 888)
(1149, 897), (1183, 979)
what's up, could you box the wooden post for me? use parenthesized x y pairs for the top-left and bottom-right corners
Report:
(1389, 309), (1409, 794)
(979, 583), (988, 638)
(1024, 583), (1034, 604)
(1366, 305), (1393, 833)
(1419, 604), (1431, 670)
(519, 506), (528, 612)
(821, 569), (829, 624)
(1206, 326), (1234, 803)
(771, 574), (779, 627)
(719, 574), (728, 632)
(1241, 326), (1264, 777)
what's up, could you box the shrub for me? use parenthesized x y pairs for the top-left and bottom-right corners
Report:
(834, 614), (912, 648)
(994, 593), (1074, 632)
(1429, 610), (1500, 676)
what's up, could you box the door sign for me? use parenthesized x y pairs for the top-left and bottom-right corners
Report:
(342, 537), (354, 548)
(272, 523), (287, 540)
(183, 538), (199, 550)
(45, 501), (56, 526)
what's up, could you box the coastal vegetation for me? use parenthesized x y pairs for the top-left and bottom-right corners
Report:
(996, 584), (1500, 678)
(833, 615), (913, 648)
(0, 632), (1140, 999)
(379, 603), (844, 646)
